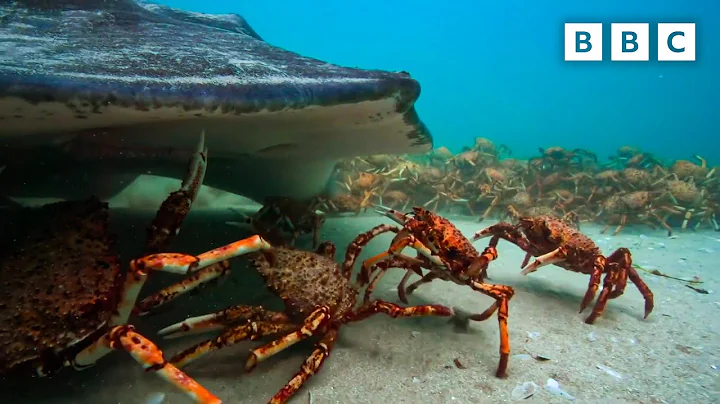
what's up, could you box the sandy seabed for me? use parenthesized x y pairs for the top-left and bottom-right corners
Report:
(0, 202), (718, 404)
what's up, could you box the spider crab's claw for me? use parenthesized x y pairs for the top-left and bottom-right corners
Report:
(373, 204), (410, 225)
(471, 228), (492, 242)
(468, 256), (490, 279)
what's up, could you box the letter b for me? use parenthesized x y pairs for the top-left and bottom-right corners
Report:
(622, 31), (638, 52)
(565, 23), (602, 61)
(611, 23), (649, 61)
(575, 31), (592, 52)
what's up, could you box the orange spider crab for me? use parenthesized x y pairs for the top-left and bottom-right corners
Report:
(356, 206), (515, 378)
(473, 206), (655, 324)
(141, 236), (453, 404)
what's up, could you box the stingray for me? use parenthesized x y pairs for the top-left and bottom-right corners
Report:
(0, 0), (432, 202)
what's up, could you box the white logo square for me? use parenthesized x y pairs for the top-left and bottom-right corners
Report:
(657, 23), (696, 61)
(564, 23), (603, 61)
(611, 23), (649, 61)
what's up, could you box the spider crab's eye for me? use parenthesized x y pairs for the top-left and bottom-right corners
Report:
(426, 233), (440, 249)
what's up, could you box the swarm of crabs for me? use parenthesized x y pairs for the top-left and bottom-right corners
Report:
(1, 130), (668, 404)
(323, 139), (719, 235)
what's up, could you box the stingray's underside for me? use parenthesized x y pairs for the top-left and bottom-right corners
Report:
(0, 0), (432, 202)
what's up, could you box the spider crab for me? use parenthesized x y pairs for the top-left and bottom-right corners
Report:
(473, 206), (655, 324)
(356, 206), (515, 378)
(227, 196), (326, 248)
(138, 234), (454, 404)
(0, 134), (225, 403)
(534, 146), (597, 169)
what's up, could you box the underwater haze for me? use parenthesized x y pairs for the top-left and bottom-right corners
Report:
(159, 0), (719, 162)
(2, 1), (720, 404)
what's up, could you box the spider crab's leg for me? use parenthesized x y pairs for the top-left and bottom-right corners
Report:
(361, 255), (424, 304)
(268, 327), (340, 404)
(134, 261), (231, 316)
(584, 248), (653, 324)
(472, 222), (534, 276)
(349, 300), (454, 323)
(578, 256), (606, 317)
(73, 232), (272, 368)
(357, 230), (425, 284)
(373, 204), (411, 224)
(73, 325), (222, 404)
(355, 205), (424, 282)
(472, 222), (529, 247)
(246, 306), (332, 371)
(172, 321), (296, 369)
(396, 266), (424, 303)
(159, 305), (291, 339)
(607, 267), (629, 299)
(132, 235), (273, 314)
(343, 222), (401, 281)
(520, 246), (568, 275)
(582, 262), (620, 324)
(161, 306), (293, 368)
(624, 269), (655, 320)
(463, 280), (514, 378)
(73, 236), (274, 399)
(402, 272), (439, 301)
(270, 301), (454, 404)
(145, 131), (208, 254)
(398, 236), (513, 378)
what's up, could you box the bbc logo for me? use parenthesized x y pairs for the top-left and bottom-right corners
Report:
(564, 23), (696, 61)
